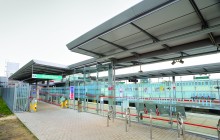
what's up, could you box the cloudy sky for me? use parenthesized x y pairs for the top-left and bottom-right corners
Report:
(0, 0), (142, 76)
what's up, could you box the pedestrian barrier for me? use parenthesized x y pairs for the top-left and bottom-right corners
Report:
(107, 106), (114, 127)
(177, 112), (185, 140)
(125, 107), (131, 132)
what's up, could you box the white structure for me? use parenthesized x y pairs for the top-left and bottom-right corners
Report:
(5, 62), (19, 78)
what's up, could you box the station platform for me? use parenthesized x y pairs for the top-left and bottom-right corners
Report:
(15, 101), (215, 140)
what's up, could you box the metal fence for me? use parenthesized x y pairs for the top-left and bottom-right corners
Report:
(0, 83), (30, 112)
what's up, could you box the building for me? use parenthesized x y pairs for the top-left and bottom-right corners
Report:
(5, 62), (19, 78)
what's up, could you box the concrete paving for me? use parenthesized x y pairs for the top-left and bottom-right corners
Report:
(15, 101), (214, 140)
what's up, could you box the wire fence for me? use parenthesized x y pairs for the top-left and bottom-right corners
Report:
(0, 83), (30, 112)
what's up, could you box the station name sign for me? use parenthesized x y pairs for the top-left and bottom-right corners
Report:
(32, 74), (62, 80)
(193, 76), (209, 80)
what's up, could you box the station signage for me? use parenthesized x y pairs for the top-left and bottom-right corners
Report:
(32, 74), (62, 80)
(193, 76), (209, 80)
(69, 86), (74, 100)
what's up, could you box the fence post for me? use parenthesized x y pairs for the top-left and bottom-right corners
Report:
(150, 109), (153, 140)
(13, 85), (17, 112)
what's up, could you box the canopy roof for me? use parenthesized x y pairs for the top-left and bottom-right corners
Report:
(67, 0), (220, 68)
(100, 62), (220, 80)
(9, 60), (71, 83)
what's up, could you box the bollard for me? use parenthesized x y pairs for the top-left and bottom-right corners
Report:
(177, 112), (185, 140)
(125, 107), (131, 132)
(150, 109), (153, 140)
(107, 109), (112, 127)
(110, 106), (114, 123)
(217, 119), (220, 140)
(128, 108), (131, 127)
(125, 108), (128, 132)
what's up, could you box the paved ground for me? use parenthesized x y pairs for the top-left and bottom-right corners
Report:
(15, 101), (216, 140)
(85, 102), (219, 137)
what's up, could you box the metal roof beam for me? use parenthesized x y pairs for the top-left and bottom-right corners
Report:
(98, 38), (128, 51)
(116, 35), (220, 64)
(77, 48), (105, 57)
(189, 0), (218, 47)
(171, 71), (178, 74)
(186, 70), (192, 73)
(96, 24), (220, 63)
(203, 68), (208, 72)
(151, 57), (163, 60)
(180, 51), (189, 56)
(130, 22), (170, 50)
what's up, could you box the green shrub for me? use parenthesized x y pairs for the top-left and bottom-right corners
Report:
(0, 97), (13, 117)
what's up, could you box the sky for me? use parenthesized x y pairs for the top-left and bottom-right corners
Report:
(0, 0), (220, 80)
(0, 0), (142, 76)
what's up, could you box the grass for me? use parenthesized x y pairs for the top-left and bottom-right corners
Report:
(0, 97), (13, 117)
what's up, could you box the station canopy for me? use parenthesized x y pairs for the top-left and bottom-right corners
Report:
(67, 0), (220, 70)
(100, 62), (220, 80)
(9, 60), (72, 83)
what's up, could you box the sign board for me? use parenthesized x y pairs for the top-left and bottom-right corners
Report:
(69, 86), (74, 100)
(193, 76), (209, 80)
(32, 74), (62, 80)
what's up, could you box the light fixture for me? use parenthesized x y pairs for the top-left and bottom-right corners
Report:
(171, 52), (184, 65)
(138, 62), (143, 73)
(180, 59), (184, 64)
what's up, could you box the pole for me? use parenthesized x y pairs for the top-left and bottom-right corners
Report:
(125, 108), (128, 132)
(150, 109), (153, 140)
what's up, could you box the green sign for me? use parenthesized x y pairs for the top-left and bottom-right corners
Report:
(32, 74), (62, 80)
(193, 76), (209, 80)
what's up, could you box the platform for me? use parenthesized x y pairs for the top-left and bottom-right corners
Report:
(15, 102), (215, 140)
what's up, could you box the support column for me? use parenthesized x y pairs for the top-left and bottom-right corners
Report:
(135, 81), (140, 122)
(83, 67), (86, 112)
(96, 64), (99, 114)
(172, 76), (176, 100)
(47, 80), (49, 101)
(108, 62), (114, 108)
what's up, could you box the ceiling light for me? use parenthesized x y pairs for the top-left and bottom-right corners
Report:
(180, 59), (184, 64)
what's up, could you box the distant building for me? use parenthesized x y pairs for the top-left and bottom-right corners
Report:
(5, 62), (19, 78)
(0, 76), (8, 87)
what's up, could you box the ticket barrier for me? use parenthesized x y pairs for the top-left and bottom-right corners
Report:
(125, 107), (131, 132)
(30, 98), (37, 112)
(177, 112), (185, 140)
